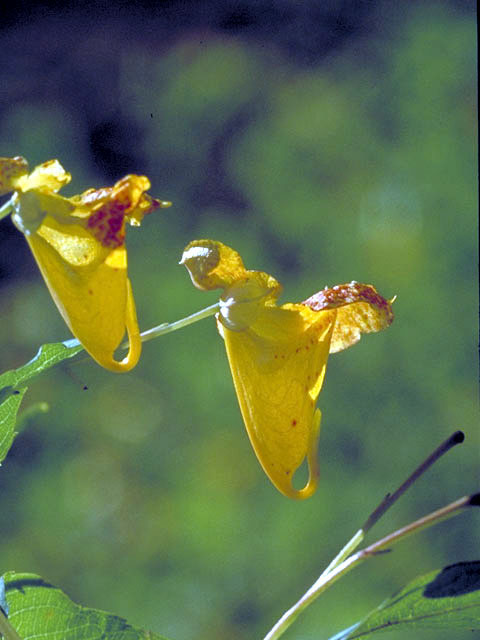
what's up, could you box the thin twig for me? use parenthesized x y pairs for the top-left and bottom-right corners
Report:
(0, 198), (14, 221)
(362, 430), (465, 533)
(321, 430), (465, 579)
(263, 433), (468, 640)
(59, 302), (221, 365)
(262, 493), (477, 640)
(136, 302), (220, 344)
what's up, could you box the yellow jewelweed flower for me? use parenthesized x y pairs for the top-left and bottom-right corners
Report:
(181, 239), (394, 499)
(1, 156), (170, 372)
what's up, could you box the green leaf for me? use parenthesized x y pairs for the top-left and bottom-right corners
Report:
(0, 388), (26, 464)
(334, 561), (480, 639)
(0, 339), (83, 392)
(3, 572), (170, 640)
(0, 340), (83, 463)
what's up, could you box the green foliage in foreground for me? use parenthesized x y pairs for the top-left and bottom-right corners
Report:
(0, 389), (25, 464)
(1, 572), (169, 640)
(0, 341), (82, 463)
(333, 561), (480, 639)
(2, 563), (479, 640)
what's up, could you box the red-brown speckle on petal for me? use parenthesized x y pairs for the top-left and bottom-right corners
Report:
(87, 199), (128, 248)
(302, 282), (394, 353)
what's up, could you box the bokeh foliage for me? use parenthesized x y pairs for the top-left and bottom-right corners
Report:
(0, 2), (477, 639)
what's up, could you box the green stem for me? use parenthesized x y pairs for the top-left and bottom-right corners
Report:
(361, 430), (465, 533)
(263, 433), (466, 640)
(63, 302), (221, 356)
(360, 494), (475, 555)
(320, 431), (464, 579)
(2, 302), (221, 391)
(137, 302), (220, 343)
(320, 529), (365, 579)
(0, 610), (23, 640)
(0, 198), (14, 221)
(262, 494), (476, 640)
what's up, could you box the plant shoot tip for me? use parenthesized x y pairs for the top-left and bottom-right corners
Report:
(467, 493), (480, 507)
(450, 430), (465, 444)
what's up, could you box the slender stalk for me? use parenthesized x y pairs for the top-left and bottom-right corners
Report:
(62, 302), (221, 356)
(137, 302), (220, 343)
(0, 611), (23, 640)
(263, 494), (477, 640)
(263, 433), (467, 640)
(0, 198), (14, 221)
(362, 430), (465, 533)
(360, 494), (477, 556)
(320, 529), (365, 579)
(320, 430), (464, 579)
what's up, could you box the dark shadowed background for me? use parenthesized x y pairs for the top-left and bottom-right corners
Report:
(0, 2), (477, 639)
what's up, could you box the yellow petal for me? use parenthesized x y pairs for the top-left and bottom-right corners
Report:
(27, 215), (140, 372)
(12, 190), (75, 236)
(182, 239), (336, 498)
(219, 270), (283, 331)
(0, 156), (29, 195)
(302, 282), (394, 353)
(76, 175), (167, 249)
(220, 302), (336, 499)
(71, 174), (170, 227)
(181, 239), (249, 290)
(16, 159), (71, 193)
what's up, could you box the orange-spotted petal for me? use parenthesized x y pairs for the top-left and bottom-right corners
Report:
(73, 175), (169, 219)
(83, 175), (169, 249)
(302, 282), (394, 353)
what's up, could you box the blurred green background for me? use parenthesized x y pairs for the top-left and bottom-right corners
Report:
(0, 2), (477, 639)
